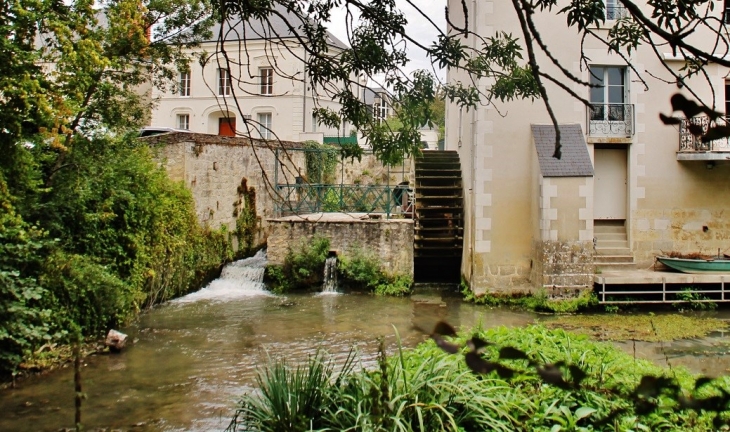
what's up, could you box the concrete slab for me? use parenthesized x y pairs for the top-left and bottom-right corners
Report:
(595, 269), (730, 285)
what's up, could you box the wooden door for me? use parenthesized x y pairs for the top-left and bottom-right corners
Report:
(218, 117), (236, 136)
(594, 148), (627, 219)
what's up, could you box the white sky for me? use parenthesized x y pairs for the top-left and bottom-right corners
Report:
(325, 0), (447, 85)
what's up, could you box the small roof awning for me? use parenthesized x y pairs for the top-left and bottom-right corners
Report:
(532, 124), (594, 177)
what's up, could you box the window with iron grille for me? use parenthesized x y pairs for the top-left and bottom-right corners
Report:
(260, 68), (273, 95)
(218, 68), (232, 96)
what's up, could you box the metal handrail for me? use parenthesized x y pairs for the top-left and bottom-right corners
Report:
(605, 6), (629, 20)
(275, 183), (409, 216)
(586, 103), (634, 136)
(679, 116), (730, 152)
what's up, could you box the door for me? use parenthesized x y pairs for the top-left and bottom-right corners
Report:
(218, 117), (236, 136)
(594, 148), (627, 219)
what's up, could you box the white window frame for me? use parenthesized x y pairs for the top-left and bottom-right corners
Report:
(179, 70), (191, 96)
(177, 114), (190, 130)
(589, 65), (627, 120)
(260, 67), (273, 95)
(218, 68), (232, 96)
(258, 112), (272, 139)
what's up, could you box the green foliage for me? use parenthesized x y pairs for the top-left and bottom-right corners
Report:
(263, 265), (290, 295)
(39, 252), (134, 337)
(339, 246), (412, 296)
(227, 351), (356, 431)
(463, 286), (598, 313)
(234, 178), (259, 256)
(265, 236), (330, 293)
(674, 287), (718, 311)
(303, 141), (340, 184)
(229, 325), (730, 431)
(0, 177), (53, 376)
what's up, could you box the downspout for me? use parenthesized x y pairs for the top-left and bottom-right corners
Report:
(469, 0), (478, 290)
(302, 49), (307, 133)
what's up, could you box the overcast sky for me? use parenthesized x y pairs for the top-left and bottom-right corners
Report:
(325, 0), (447, 84)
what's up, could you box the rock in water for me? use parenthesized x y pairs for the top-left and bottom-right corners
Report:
(105, 329), (128, 352)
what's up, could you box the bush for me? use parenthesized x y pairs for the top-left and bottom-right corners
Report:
(339, 246), (412, 296)
(264, 236), (330, 293)
(0, 176), (52, 375)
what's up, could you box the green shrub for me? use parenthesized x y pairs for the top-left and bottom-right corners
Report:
(339, 247), (412, 296)
(0, 176), (52, 375)
(263, 265), (290, 294)
(264, 236), (330, 293)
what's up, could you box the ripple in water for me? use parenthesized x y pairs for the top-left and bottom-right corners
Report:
(173, 249), (272, 303)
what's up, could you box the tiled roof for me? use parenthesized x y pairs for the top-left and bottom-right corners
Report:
(207, 5), (348, 50)
(531, 124), (594, 177)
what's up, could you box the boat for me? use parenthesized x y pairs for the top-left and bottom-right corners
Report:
(657, 256), (730, 274)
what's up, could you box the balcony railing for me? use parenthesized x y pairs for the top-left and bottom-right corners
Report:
(274, 184), (412, 217)
(587, 103), (634, 137)
(679, 116), (730, 152)
(605, 6), (629, 20)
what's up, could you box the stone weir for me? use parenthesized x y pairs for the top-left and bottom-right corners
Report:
(267, 213), (414, 278)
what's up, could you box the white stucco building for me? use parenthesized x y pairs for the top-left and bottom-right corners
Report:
(446, 1), (730, 294)
(150, 11), (358, 143)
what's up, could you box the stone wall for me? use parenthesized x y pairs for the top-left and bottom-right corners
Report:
(531, 240), (594, 292)
(267, 213), (414, 277)
(147, 132), (306, 248)
(632, 208), (730, 268)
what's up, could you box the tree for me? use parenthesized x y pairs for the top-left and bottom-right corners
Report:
(208, 0), (730, 161)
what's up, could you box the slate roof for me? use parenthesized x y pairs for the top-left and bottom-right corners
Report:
(206, 5), (348, 50)
(531, 124), (594, 177)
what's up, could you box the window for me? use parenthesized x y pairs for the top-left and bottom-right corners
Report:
(258, 113), (272, 139)
(605, 0), (628, 20)
(177, 114), (190, 130)
(260, 68), (273, 95)
(725, 0), (730, 24)
(726, 80), (730, 117)
(179, 70), (191, 96)
(373, 100), (389, 122)
(589, 66), (626, 121)
(218, 68), (232, 96)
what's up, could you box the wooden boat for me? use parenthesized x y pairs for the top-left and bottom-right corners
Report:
(657, 256), (730, 274)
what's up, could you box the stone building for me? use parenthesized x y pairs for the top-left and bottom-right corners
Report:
(446, 1), (730, 294)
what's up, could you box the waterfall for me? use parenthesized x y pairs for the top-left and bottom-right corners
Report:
(322, 256), (339, 294)
(173, 249), (271, 302)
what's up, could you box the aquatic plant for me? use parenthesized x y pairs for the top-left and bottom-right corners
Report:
(462, 285), (598, 313)
(228, 325), (730, 431)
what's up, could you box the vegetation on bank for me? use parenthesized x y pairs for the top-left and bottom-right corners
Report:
(1, 136), (234, 377)
(461, 280), (599, 313)
(227, 325), (730, 431)
(264, 237), (412, 296)
(546, 313), (727, 342)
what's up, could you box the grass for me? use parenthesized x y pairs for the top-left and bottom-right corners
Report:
(545, 313), (727, 341)
(227, 325), (730, 431)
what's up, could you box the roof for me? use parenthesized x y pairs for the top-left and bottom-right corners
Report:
(206, 6), (348, 50)
(363, 87), (385, 106)
(531, 124), (593, 177)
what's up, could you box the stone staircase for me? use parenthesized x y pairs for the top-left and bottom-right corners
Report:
(594, 220), (634, 272)
(413, 151), (464, 283)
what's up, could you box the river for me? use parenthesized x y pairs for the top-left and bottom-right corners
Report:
(1, 252), (729, 431)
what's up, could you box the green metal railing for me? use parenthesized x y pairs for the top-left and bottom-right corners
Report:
(274, 184), (412, 216)
(323, 135), (358, 145)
